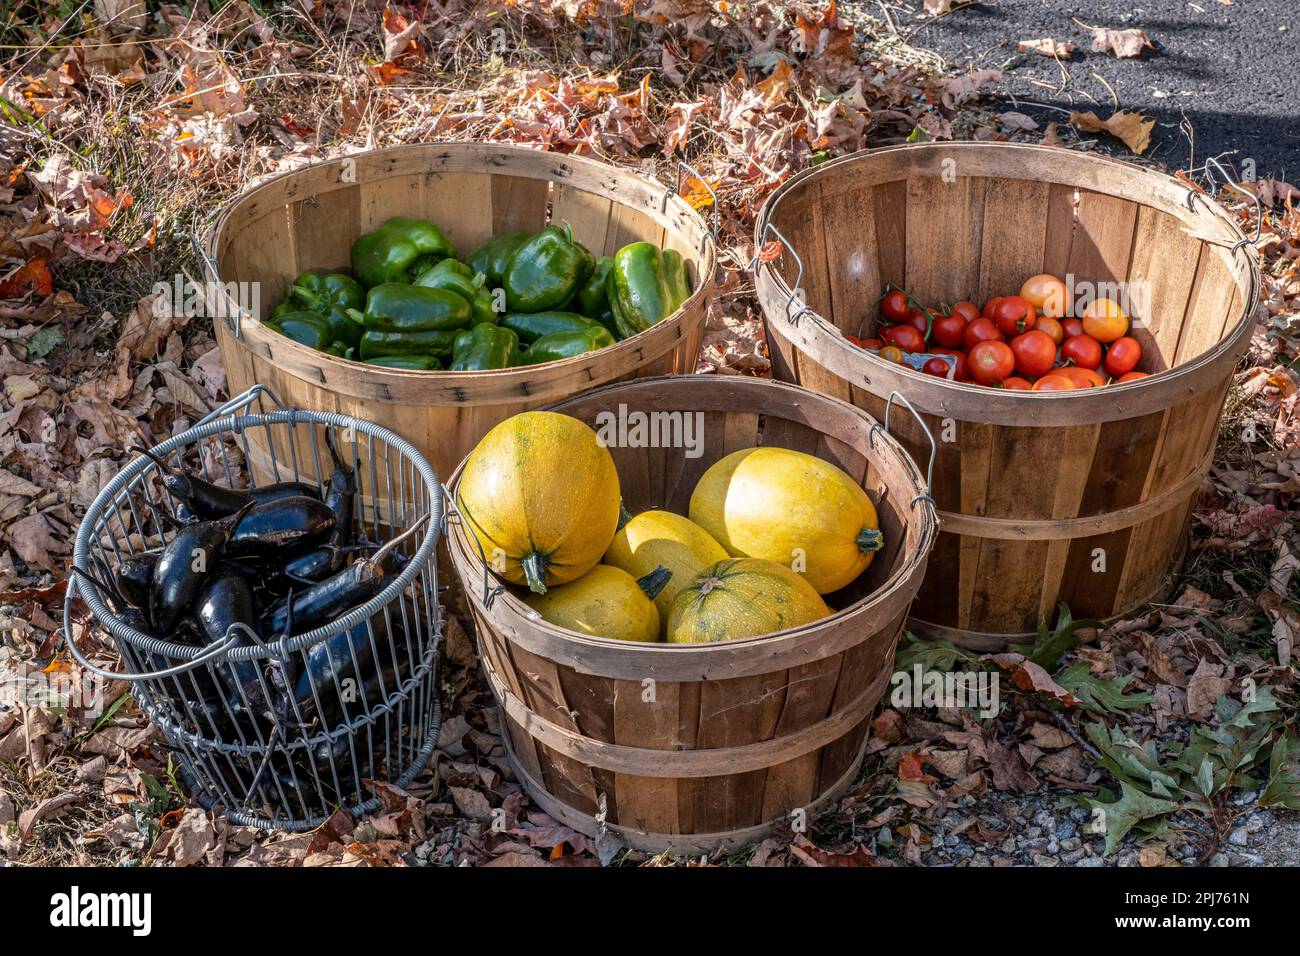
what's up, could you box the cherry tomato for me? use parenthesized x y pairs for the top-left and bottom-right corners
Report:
(969, 340), (1015, 386)
(860, 337), (883, 351)
(1056, 366), (1106, 389)
(1061, 318), (1085, 338)
(880, 289), (911, 324)
(933, 347), (969, 381)
(1117, 371), (1149, 383)
(922, 356), (950, 377)
(992, 295), (1038, 336)
(904, 306), (932, 339)
(1060, 334), (1102, 370)
(982, 296), (1004, 319)
(1082, 297), (1129, 343)
(1032, 374), (1077, 391)
(963, 317), (1004, 350)
(885, 324), (926, 353)
(1009, 330), (1057, 378)
(932, 310), (969, 348)
(1103, 336), (1142, 377)
(952, 301), (981, 324)
(1035, 315), (1064, 346)
(878, 345), (905, 364)
(1002, 376), (1033, 391)
(1020, 274), (1069, 318)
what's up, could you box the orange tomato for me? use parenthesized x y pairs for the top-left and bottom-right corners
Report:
(1002, 376), (1033, 391)
(1034, 315), (1064, 345)
(878, 345), (905, 364)
(1032, 374), (1077, 391)
(1117, 371), (1149, 383)
(1082, 298), (1129, 343)
(1056, 366), (1106, 389)
(1020, 274), (1068, 317)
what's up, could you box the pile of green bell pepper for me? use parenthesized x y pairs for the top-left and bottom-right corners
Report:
(263, 214), (692, 372)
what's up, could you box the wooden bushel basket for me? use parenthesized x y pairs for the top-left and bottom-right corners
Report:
(754, 143), (1260, 649)
(201, 143), (716, 482)
(446, 375), (937, 853)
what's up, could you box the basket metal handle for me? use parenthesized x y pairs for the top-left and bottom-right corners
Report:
(669, 161), (719, 244)
(196, 383), (290, 429)
(869, 390), (936, 510)
(189, 228), (247, 338)
(751, 222), (812, 325)
(441, 487), (505, 611)
(1191, 156), (1262, 254)
(62, 575), (239, 680)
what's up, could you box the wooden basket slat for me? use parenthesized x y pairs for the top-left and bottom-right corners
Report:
(490, 174), (550, 235)
(756, 143), (1257, 644)
(292, 193), (359, 276)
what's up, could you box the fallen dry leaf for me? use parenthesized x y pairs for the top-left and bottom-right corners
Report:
(1070, 109), (1155, 155)
(1085, 26), (1153, 59)
(1018, 38), (1077, 58)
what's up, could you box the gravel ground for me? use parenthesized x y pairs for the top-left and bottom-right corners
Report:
(854, 0), (1300, 177)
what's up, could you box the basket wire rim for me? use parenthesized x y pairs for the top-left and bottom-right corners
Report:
(68, 407), (445, 666)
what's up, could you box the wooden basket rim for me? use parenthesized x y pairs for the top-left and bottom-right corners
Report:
(753, 142), (1260, 427)
(446, 375), (937, 680)
(204, 143), (717, 404)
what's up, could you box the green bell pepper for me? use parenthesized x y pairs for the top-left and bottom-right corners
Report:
(465, 232), (531, 289)
(607, 242), (692, 339)
(351, 283), (471, 334)
(413, 259), (499, 325)
(574, 256), (613, 318)
(359, 329), (459, 360)
(350, 217), (456, 287)
(501, 311), (602, 344)
(366, 354), (444, 370)
(450, 323), (522, 371)
(521, 326), (615, 364)
(283, 271), (365, 347)
(503, 224), (594, 313)
(265, 311), (335, 351)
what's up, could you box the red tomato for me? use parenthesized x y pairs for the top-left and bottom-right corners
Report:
(904, 306), (932, 339)
(1056, 366), (1106, 389)
(1117, 371), (1149, 383)
(932, 311), (969, 348)
(933, 347), (969, 381)
(952, 300), (981, 324)
(1020, 274), (1069, 318)
(880, 289), (910, 324)
(992, 295), (1037, 336)
(1002, 376), (1033, 391)
(1035, 315), (1064, 346)
(969, 340), (1015, 386)
(1032, 374), (1077, 391)
(1103, 336), (1142, 376)
(982, 296), (1004, 319)
(922, 356), (950, 377)
(963, 317), (1004, 350)
(1061, 318), (1085, 338)
(1060, 334), (1102, 370)
(860, 337), (882, 350)
(885, 324), (926, 353)
(1009, 330), (1057, 378)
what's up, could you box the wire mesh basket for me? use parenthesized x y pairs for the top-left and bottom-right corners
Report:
(63, 385), (445, 830)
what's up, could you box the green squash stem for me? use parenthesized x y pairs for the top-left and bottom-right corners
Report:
(636, 565), (673, 601)
(522, 552), (550, 594)
(615, 502), (633, 532)
(856, 528), (884, 553)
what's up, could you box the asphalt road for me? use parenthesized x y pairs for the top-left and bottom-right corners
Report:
(861, 0), (1300, 180)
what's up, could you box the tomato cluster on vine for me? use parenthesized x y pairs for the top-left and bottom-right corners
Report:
(845, 275), (1148, 391)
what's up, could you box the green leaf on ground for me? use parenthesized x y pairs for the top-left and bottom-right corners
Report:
(25, 325), (63, 359)
(893, 632), (980, 674)
(1086, 781), (1182, 855)
(1260, 730), (1300, 811)
(1055, 663), (1156, 715)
